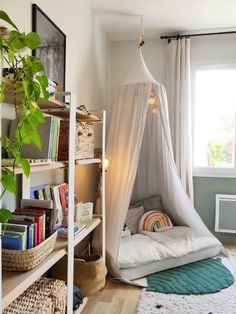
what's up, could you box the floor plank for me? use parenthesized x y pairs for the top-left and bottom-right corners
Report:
(82, 244), (236, 313)
(82, 278), (141, 314)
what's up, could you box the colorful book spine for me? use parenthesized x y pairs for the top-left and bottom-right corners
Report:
(8, 220), (34, 249)
(11, 213), (43, 245)
(2, 231), (26, 250)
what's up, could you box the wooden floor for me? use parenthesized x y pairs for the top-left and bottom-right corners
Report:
(82, 244), (236, 314)
(82, 278), (142, 314)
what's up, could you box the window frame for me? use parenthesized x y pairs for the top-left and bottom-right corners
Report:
(191, 61), (236, 178)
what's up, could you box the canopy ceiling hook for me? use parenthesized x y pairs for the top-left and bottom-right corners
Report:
(139, 15), (145, 48)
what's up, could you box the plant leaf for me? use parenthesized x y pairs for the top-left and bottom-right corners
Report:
(0, 11), (18, 30)
(0, 208), (12, 223)
(36, 75), (49, 101)
(19, 158), (30, 177)
(23, 32), (41, 49)
(33, 81), (40, 100)
(31, 131), (42, 150)
(8, 49), (14, 63)
(1, 170), (16, 194)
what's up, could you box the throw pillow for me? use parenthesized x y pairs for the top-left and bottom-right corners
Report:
(138, 210), (173, 232)
(130, 194), (163, 212)
(125, 206), (144, 234)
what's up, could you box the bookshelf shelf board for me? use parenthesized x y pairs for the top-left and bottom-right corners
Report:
(73, 218), (101, 247)
(41, 108), (101, 123)
(5, 161), (66, 174)
(2, 242), (67, 310)
(75, 158), (101, 165)
(56, 218), (101, 248)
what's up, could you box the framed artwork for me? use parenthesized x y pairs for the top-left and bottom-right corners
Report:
(32, 4), (66, 90)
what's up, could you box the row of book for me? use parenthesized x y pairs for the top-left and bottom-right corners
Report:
(9, 116), (60, 161)
(31, 182), (69, 226)
(2, 199), (56, 250)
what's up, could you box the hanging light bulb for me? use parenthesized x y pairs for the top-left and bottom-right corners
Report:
(148, 89), (157, 106)
(152, 107), (159, 114)
(148, 89), (159, 114)
(149, 95), (156, 105)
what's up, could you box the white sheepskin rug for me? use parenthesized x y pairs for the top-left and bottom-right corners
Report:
(136, 283), (236, 314)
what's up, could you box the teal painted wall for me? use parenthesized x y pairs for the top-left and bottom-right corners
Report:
(193, 177), (236, 244)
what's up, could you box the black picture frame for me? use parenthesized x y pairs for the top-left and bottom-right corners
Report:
(32, 4), (66, 90)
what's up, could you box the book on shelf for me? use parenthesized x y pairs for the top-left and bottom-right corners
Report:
(51, 185), (63, 228)
(9, 116), (60, 160)
(11, 212), (44, 245)
(15, 209), (46, 241)
(57, 224), (86, 239)
(31, 184), (52, 201)
(58, 183), (69, 212)
(2, 224), (28, 250)
(21, 199), (55, 237)
(76, 202), (93, 223)
(8, 220), (35, 249)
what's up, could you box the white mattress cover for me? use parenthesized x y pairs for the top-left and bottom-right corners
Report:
(118, 226), (220, 269)
(119, 244), (221, 281)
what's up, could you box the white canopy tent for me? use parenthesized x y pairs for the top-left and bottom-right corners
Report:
(106, 49), (223, 279)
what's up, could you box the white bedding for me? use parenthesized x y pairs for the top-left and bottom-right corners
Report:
(118, 226), (220, 269)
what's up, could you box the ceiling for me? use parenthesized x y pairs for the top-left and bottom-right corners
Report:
(89, 0), (236, 41)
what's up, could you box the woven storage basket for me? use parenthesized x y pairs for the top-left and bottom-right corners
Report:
(3, 277), (66, 314)
(58, 121), (94, 160)
(2, 231), (57, 271)
(51, 254), (107, 296)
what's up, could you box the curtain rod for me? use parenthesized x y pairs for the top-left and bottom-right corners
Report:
(160, 30), (236, 40)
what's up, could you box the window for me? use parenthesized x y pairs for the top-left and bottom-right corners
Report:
(192, 65), (236, 177)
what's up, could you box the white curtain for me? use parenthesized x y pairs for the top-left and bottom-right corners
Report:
(166, 38), (194, 201)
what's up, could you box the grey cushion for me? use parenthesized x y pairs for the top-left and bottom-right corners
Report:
(131, 195), (163, 212)
(125, 206), (144, 234)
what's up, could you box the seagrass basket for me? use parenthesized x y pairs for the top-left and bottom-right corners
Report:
(2, 231), (57, 271)
(3, 277), (66, 314)
(58, 121), (94, 160)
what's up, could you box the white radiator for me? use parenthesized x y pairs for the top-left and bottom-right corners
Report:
(215, 194), (236, 233)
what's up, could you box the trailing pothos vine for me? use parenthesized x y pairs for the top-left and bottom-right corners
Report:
(0, 11), (49, 222)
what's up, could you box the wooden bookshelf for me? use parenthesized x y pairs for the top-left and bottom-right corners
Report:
(2, 218), (101, 310)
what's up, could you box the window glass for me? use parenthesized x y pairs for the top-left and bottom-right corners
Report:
(193, 68), (236, 169)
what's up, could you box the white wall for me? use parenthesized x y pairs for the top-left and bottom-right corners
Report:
(1, 0), (110, 208)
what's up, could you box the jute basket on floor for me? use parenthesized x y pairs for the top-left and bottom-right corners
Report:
(2, 231), (57, 271)
(3, 277), (67, 314)
(51, 254), (107, 296)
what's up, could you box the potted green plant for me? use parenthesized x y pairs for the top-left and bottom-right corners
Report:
(0, 10), (49, 222)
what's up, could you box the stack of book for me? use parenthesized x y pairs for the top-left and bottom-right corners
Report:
(2, 199), (55, 250)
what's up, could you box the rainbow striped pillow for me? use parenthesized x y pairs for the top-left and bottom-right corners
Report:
(139, 210), (173, 232)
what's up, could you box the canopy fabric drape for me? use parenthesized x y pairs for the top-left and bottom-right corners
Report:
(106, 49), (217, 279)
(166, 38), (194, 201)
